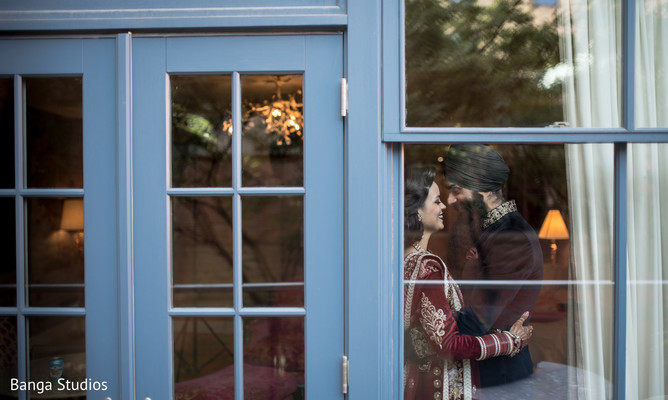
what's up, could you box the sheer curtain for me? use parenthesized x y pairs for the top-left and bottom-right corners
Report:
(560, 0), (668, 397)
(560, 0), (619, 396)
(627, 0), (668, 396)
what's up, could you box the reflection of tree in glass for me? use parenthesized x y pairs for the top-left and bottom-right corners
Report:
(172, 103), (233, 187)
(241, 196), (304, 307)
(170, 76), (304, 307)
(172, 197), (301, 307)
(406, 0), (562, 127)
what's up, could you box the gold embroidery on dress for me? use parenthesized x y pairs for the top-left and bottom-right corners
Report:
(404, 254), (418, 280)
(409, 326), (437, 358)
(404, 253), (423, 328)
(418, 359), (432, 371)
(444, 360), (466, 399)
(482, 200), (517, 229)
(442, 269), (464, 313)
(463, 359), (475, 399)
(419, 293), (447, 349)
(404, 252), (476, 400)
(418, 262), (440, 279)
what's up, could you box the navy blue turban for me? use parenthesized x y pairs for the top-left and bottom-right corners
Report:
(444, 144), (509, 192)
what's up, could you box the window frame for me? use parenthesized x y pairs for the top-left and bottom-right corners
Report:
(382, 0), (668, 398)
(382, 0), (668, 143)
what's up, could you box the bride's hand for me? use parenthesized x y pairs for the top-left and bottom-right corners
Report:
(509, 311), (533, 343)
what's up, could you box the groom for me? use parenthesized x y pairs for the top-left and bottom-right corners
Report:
(443, 144), (544, 387)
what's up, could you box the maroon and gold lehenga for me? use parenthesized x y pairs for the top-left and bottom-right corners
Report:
(403, 249), (523, 400)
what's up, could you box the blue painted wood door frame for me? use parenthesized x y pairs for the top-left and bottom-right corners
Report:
(0, 38), (121, 400)
(131, 34), (345, 400)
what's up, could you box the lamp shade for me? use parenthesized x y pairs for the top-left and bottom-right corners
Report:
(60, 198), (84, 231)
(538, 209), (569, 240)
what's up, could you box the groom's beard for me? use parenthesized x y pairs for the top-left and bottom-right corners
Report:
(463, 191), (487, 232)
(445, 192), (487, 279)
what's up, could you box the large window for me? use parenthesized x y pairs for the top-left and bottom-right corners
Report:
(397, 0), (666, 132)
(405, 0), (565, 128)
(391, 0), (668, 398)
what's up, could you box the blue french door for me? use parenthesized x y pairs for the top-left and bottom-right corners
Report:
(132, 34), (344, 400)
(0, 39), (120, 399)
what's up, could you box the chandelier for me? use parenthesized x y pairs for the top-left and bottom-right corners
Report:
(222, 76), (303, 146)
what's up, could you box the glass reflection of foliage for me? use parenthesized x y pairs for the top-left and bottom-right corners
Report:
(170, 75), (304, 309)
(172, 197), (233, 308)
(242, 196), (304, 308)
(172, 103), (233, 188)
(171, 196), (304, 308)
(173, 105), (216, 148)
(171, 75), (233, 188)
(173, 317), (234, 383)
(405, 0), (563, 127)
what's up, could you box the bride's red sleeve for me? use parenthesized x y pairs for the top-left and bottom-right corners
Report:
(408, 260), (484, 361)
(407, 259), (521, 363)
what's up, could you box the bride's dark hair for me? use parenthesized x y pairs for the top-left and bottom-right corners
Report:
(404, 166), (436, 248)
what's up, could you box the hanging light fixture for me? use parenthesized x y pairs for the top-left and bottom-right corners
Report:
(222, 76), (303, 146)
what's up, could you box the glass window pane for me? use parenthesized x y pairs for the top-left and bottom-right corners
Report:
(0, 197), (16, 307)
(26, 197), (84, 307)
(626, 143), (668, 399)
(171, 75), (233, 188)
(27, 316), (85, 396)
(172, 197), (234, 308)
(242, 196), (304, 308)
(0, 316), (18, 396)
(241, 75), (303, 187)
(0, 77), (14, 189)
(403, 143), (614, 398)
(24, 77), (83, 188)
(635, 0), (668, 128)
(404, 0), (622, 128)
(173, 317), (234, 398)
(243, 316), (304, 399)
